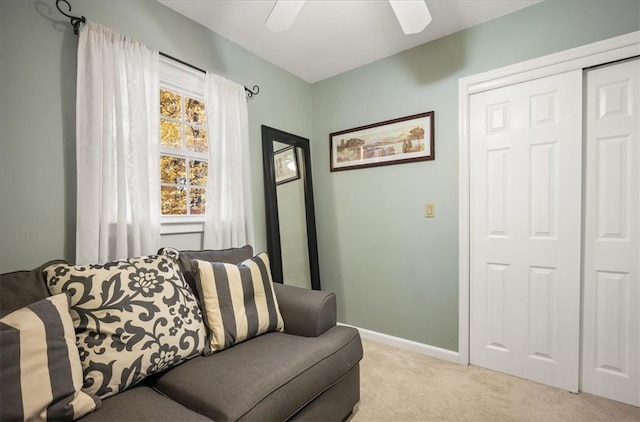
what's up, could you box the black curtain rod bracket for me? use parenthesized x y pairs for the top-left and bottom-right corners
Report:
(56, 0), (85, 35)
(245, 85), (260, 98)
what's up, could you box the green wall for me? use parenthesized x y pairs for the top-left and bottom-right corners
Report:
(311, 0), (640, 351)
(0, 0), (312, 272)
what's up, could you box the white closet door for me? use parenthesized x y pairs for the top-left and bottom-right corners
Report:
(469, 70), (583, 392)
(582, 58), (640, 406)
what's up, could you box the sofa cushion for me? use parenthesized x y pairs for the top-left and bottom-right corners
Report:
(0, 260), (66, 317)
(0, 293), (100, 420)
(192, 253), (284, 353)
(158, 245), (254, 296)
(43, 255), (206, 399)
(152, 326), (363, 422)
(78, 386), (211, 421)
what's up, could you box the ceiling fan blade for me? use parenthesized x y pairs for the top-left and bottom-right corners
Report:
(389, 0), (432, 35)
(265, 0), (306, 32)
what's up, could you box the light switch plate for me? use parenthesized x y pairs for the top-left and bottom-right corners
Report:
(425, 202), (435, 218)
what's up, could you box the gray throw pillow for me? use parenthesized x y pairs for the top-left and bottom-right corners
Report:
(0, 260), (66, 317)
(158, 245), (254, 296)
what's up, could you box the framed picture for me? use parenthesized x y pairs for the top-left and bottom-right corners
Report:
(330, 111), (435, 172)
(274, 146), (300, 185)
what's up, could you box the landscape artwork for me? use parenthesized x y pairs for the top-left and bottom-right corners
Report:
(274, 146), (300, 185)
(330, 112), (434, 172)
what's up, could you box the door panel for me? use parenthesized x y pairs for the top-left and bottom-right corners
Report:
(582, 58), (639, 406)
(470, 70), (583, 392)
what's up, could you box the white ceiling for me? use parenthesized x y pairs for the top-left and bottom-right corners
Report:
(158, 0), (541, 83)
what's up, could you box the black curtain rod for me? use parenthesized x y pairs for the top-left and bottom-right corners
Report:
(160, 52), (260, 98)
(55, 0), (260, 98)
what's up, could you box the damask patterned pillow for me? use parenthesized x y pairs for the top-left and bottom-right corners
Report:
(44, 255), (206, 399)
(192, 252), (284, 354)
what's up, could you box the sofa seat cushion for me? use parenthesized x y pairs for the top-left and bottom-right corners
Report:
(152, 326), (362, 422)
(78, 386), (211, 421)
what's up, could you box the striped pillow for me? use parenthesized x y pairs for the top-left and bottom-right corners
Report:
(193, 252), (284, 354)
(0, 293), (100, 421)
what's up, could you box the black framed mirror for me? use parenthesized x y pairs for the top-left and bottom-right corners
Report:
(261, 125), (321, 290)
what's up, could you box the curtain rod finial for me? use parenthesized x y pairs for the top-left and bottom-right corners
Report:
(245, 85), (260, 99)
(56, 0), (86, 35)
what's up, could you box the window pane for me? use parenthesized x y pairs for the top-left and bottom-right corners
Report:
(160, 89), (181, 119)
(160, 155), (186, 184)
(185, 126), (208, 153)
(189, 160), (208, 186)
(160, 120), (182, 148)
(190, 188), (206, 215)
(185, 97), (206, 125)
(161, 186), (187, 215)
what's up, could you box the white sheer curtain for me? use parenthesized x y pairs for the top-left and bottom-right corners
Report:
(75, 22), (160, 264)
(203, 74), (254, 249)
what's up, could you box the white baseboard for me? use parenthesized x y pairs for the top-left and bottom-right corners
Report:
(338, 323), (459, 364)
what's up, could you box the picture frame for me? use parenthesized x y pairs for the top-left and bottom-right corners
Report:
(274, 146), (300, 185)
(329, 111), (435, 172)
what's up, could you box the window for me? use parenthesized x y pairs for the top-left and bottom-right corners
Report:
(159, 58), (209, 218)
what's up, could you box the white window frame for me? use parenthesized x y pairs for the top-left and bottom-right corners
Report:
(159, 56), (208, 229)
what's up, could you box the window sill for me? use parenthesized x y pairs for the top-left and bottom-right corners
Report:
(160, 219), (204, 235)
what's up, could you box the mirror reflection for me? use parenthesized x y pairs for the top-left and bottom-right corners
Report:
(262, 126), (320, 290)
(274, 143), (311, 289)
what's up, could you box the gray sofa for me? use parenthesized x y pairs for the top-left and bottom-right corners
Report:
(0, 248), (363, 421)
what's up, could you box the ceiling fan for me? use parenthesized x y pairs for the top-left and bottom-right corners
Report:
(265, 0), (432, 35)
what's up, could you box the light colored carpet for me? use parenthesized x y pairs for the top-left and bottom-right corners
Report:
(350, 339), (640, 421)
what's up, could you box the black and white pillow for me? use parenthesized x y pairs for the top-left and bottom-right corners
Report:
(44, 255), (206, 399)
(0, 293), (100, 420)
(193, 252), (284, 354)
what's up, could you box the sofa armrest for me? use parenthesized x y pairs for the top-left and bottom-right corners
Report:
(273, 283), (337, 337)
